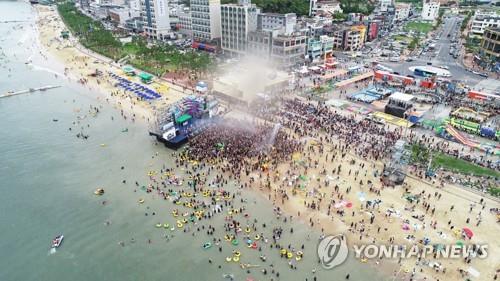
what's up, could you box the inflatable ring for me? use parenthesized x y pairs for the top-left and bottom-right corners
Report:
(251, 242), (257, 249)
(280, 249), (287, 255)
(254, 235), (260, 240)
(295, 256), (302, 261)
(245, 227), (251, 233)
(232, 256), (239, 262)
(233, 251), (241, 257)
(138, 199), (145, 204)
(175, 201), (182, 205)
(170, 226), (175, 231)
(361, 258), (367, 263)
(176, 221), (183, 228)
(231, 239), (239, 246)
(224, 235), (231, 241)
(155, 223), (162, 228)
(226, 257), (232, 262)
(297, 251), (303, 256)
(203, 242), (212, 249)
(163, 223), (169, 229)
(404, 269), (410, 273)
(287, 252), (293, 259)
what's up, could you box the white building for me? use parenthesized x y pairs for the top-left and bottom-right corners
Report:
(421, 0), (440, 21)
(191, 0), (221, 43)
(379, 0), (392, 12)
(221, 0), (260, 56)
(258, 13), (296, 35)
(471, 10), (500, 36)
(311, 0), (342, 16)
(393, 3), (411, 22)
(128, 0), (141, 12)
(141, 0), (171, 40)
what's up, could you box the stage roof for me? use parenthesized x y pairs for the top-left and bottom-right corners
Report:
(389, 92), (414, 102)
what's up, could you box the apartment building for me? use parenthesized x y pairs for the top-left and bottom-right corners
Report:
(258, 13), (296, 35)
(471, 10), (500, 36)
(421, 0), (440, 21)
(177, 10), (192, 36)
(141, 0), (171, 40)
(220, 0), (260, 56)
(191, 0), (221, 43)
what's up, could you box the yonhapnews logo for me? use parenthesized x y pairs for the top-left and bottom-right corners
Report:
(317, 234), (349, 269)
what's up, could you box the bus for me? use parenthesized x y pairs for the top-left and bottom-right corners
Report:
(413, 68), (437, 77)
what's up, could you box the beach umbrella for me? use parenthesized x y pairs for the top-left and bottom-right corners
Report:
(456, 240), (464, 248)
(346, 202), (353, 208)
(462, 227), (473, 239)
(402, 224), (410, 231)
(299, 175), (308, 181)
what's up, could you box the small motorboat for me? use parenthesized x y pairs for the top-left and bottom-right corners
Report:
(94, 188), (104, 195)
(51, 235), (64, 248)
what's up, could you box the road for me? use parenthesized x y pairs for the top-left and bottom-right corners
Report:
(378, 15), (483, 86)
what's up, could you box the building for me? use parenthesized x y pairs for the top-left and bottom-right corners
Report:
(141, 0), (171, 40)
(128, 0), (141, 12)
(311, 0), (342, 16)
(307, 35), (334, 62)
(379, 0), (392, 12)
(258, 13), (296, 35)
(332, 27), (363, 51)
(367, 21), (379, 41)
(177, 10), (192, 36)
(248, 30), (273, 58)
(345, 29), (362, 51)
(220, 0), (260, 56)
(80, 0), (90, 10)
(270, 33), (307, 68)
(191, 0), (221, 43)
(421, 0), (440, 21)
(109, 7), (140, 26)
(471, 10), (500, 36)
(479, 27), (500, 67)
(126, 17), (144, 32)
(393, 3), (411, 22)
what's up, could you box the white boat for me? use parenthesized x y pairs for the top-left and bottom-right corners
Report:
(51, 235), (64, 248)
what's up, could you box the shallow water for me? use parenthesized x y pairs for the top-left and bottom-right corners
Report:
(0, 2), (389, 281)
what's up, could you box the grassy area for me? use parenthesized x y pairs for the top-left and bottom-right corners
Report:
(433, 153), (500, 178)
(404, 21), (434, 34)
(396, 0), (423, 8)
(57, 2), (213, 77)
(392, 35), (411, 43)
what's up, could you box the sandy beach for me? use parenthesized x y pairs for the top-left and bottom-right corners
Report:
(34, 5), (193, 125)
(33, 4), (500, 281)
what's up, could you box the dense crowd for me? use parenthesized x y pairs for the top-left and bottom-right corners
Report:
(185, 119), (301, 171)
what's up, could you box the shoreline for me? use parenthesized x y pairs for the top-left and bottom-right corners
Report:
(33, 4), (500, 281)
(34, 4), (194, 127)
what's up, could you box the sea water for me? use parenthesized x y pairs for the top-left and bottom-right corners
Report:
(0, 2), (390, 281)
